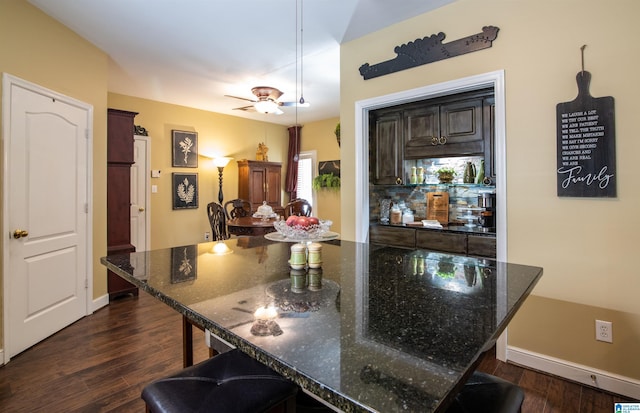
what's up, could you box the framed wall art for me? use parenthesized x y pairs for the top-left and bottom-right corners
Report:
(172, 173), (198, 209)
(171, 245), (197, 283)
(172, 130), (198, 167)
(319, 160), (341, 177)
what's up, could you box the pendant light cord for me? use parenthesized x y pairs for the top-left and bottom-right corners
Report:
(299, 0), (305, 105)
(295, 0), (299, 125)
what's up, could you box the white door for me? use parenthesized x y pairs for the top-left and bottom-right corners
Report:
(130, 136), (149, 251)
(3, 74), (92, 360)
(130, 136), (150, 278)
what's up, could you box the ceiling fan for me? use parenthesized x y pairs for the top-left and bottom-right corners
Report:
(225, 86), (308, 115)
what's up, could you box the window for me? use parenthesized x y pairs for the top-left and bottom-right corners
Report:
(297, 150), (317, 211)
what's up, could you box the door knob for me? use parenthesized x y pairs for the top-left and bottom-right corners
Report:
(13, 229), (29, 239)
(138, 207), (145, 212)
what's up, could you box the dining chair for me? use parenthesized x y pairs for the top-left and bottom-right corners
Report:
(141, 348), (298, 413)
(223, 198), (252, 220)
(207, 202), (230, 241)
(284, 198), (312, 218)
(181, 202), (231, 367)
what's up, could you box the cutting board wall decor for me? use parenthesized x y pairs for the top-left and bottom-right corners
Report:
(556, 71), (616, 197)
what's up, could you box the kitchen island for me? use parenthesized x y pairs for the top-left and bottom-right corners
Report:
(101, 238), (542, 412)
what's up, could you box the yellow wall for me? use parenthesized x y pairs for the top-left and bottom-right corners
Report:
(340, 0), (640, 380)
(0, 1), (109, 299)
(300, 117), (342, 233)
(107, 93), (290, 250)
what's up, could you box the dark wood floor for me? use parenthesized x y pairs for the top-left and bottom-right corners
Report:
(0, 293), (634, 412)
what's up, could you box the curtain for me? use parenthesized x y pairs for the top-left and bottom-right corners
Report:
(285, 125), (302, 200)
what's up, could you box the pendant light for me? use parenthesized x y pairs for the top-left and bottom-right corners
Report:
(295, 0), (309, 112)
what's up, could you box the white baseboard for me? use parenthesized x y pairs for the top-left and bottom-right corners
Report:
(507, 346), (640, 400)
(92, 294), (109, 312)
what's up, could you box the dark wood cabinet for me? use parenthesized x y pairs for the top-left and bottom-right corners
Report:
(415, 230), (467, 254)
(370, 110), (403, 185)
(107, 109), (138, 299)
(370, 224), (496, 258)
(369, 225), (416, 248)
(237, 160), (282, 212)
(467, 235), (496, 258)
(404, 98), (484, 159)
(370, 88), (494, 183)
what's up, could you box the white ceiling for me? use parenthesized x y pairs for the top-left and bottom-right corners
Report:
(29, 0), (453, 126)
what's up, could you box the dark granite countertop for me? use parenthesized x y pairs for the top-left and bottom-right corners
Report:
(101, 239), (541, 412)
(372, 222), (496, 236)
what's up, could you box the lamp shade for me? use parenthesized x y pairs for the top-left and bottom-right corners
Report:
(213, 157), (232, 168)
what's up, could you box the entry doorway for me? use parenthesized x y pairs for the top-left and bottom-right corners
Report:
(130, 136), (150, 278)
(131, 136), (150, 252)
(2, 74), (93, 362)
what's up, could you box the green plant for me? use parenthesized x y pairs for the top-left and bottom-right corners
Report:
(436, 167), (456, 176)
(334, 122), (340, 147)
(436, 167), (456, 183)
(312, 173), (341, 191)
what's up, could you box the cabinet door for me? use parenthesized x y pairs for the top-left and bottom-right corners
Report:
(265, 165), (281, 207)
(371, 111), (403, 185)
(467, 235), (496, 258)
(440, 98), (483, 144)
(415, 231), (467, 254)
(404, 106), (439, 149)
(403, 99), (484, 159)
(248, 167), (266, 210)
(483, 97), (496, 182)
(369, 225), (416, 248)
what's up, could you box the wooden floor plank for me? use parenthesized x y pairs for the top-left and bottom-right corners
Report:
(519, 368), (551, 412)
(544, 375), (582, 413)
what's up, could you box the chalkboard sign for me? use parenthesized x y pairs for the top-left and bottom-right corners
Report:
(556, 71), (616, 197)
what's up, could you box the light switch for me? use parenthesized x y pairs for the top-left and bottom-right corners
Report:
(151, 185), (158, 193)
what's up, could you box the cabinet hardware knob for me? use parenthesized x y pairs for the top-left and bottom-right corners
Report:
(438, 136), (447, 145)
(431, 136), (439, 146)
(395, 177), (403, 185)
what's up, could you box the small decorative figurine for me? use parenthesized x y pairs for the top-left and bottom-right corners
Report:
(256, 142), (269, 161)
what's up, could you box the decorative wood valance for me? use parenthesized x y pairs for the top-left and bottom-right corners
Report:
(359, 26), (499, 80)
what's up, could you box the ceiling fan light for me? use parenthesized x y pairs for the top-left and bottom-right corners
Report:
(254, 100), (279, 114)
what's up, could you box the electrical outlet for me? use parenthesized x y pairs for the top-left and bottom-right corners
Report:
(204, 232), (211, 241)
(595, 320), (612, 343)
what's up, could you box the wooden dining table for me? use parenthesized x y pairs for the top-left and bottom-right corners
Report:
(226, 216), (277, 236)
(101, 239), (543, 412)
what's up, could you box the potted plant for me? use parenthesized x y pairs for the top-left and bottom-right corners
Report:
(312, 173), (341, 191)
(436, 167), (456, 183)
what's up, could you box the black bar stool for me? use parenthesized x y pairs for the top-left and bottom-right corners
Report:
(142, 349), (298, 413)
(446, 372), (525, 413)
